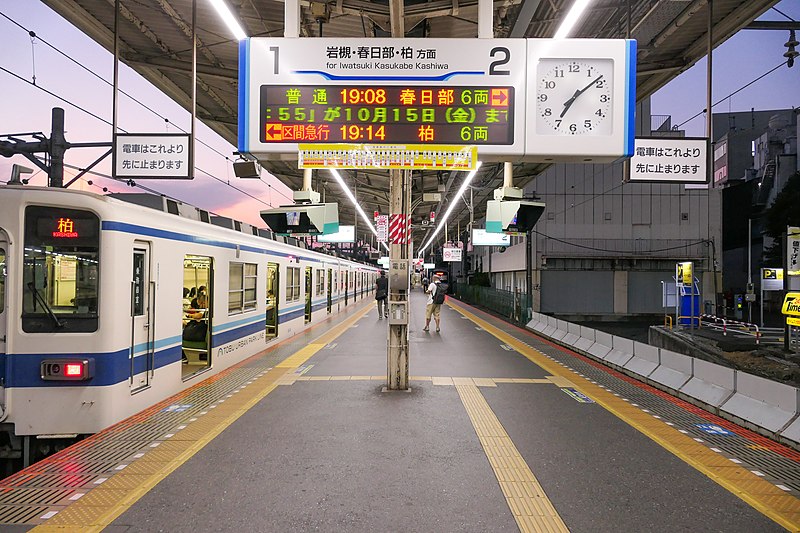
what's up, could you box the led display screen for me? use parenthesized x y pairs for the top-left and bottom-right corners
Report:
(259, 85), (514, 145)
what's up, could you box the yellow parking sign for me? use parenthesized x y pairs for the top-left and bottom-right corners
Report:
(676, 261), (693, 286)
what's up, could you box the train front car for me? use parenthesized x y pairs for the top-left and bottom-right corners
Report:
(0, 186), (113, 467)
(0, 185), (380, 471)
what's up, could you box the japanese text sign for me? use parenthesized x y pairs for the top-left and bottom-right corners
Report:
(114, 133), (191, 179)
(629, 138), (708, 184)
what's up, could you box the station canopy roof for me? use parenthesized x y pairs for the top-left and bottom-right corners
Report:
(41, 0), (779, 250)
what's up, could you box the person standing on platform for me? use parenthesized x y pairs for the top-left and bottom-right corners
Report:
(375, 270), (389, 319)
(423, 274), (445, 332)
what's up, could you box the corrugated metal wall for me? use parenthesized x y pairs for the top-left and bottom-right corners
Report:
(540, 270), (613, 314)
(627, 271), (675, 314)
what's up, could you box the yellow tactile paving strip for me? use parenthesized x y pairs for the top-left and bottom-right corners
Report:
(30, 305), (372, 533)
(454, 379), (569, 533)
(446, 299), (800, 532)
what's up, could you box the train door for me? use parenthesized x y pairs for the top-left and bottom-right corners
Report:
(182, 255), (213, 377)
(130, 242), (154, 391)
(304, 266), (312, 323)
(326, 269), (332, 313)
(0, 235), (7, 403)
(266, 263), (278, 338)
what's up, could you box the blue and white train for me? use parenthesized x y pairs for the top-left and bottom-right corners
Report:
(0, 184), (378, 468)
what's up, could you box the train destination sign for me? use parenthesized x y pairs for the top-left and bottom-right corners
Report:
(260, 85), (513, 146)
(239, 37), (527, 159)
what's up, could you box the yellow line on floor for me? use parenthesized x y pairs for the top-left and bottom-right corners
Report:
(454, 380), (569, 533)
(32, 304), (372, 532)
(447, 300), (800, 531)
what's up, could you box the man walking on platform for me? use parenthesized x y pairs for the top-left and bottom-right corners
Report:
(423, 274), (445, 332)
(375, 270), (388, 319)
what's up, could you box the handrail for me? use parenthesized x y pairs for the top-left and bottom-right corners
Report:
(664, 315), (673, 329)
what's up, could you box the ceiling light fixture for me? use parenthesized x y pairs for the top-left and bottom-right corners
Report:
(208, 0), (248, 41)
(329, 169), (389, 252)
(553, 0), (594, 39)
(418, 162), (482, 256)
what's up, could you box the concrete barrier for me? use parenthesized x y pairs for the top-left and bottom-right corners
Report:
(573, 326), (596, 352)
(542, 316), (559, 337)
(679, 359), (735, 409)
(532, 313), (548, 333)
(602, 337), (635, 367)
(527, 312), (545, 333)
(587, 330), (613, 359)
(561, 322), (581, 347)
(720, 371), (798, 434)
(550, 319), (570, 341)
(778, 415), (800, 446)
(521, 313), (800, 449)
(623, 340), (659, 377)
(649, 349), (693, 391)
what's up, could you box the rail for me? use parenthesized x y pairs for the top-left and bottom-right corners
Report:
(664, 315), (673, 329)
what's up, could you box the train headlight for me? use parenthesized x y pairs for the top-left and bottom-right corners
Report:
(41, 358), (95, 381)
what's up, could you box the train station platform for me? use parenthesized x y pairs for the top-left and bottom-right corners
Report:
(2, 292), (800, 532)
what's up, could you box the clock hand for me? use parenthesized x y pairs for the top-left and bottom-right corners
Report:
(559, 75), (604, 118)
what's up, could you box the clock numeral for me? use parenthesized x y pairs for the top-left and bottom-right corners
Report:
(554, 69), (564, 78)
(584, 120), (592, 129)
(542, 108), (552, 117)
(595, 109), (605, 117)
(569, 123), (577, 133)
(543, 80), (556, 89)
(569, 63), (580, 73)
(595, 80), (606, 89)
(587, 68), (594, 77)
(538, 94), (548, 102)
(600, 94), (609, 103)
(555, 119), (562, 128)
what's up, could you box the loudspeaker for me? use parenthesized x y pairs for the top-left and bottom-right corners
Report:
(233, 161), (260, 178)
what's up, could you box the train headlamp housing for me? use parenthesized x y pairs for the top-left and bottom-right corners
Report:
(41, 358), (95, 381)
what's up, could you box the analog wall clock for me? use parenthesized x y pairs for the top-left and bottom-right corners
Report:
(526, 39), (637, 162)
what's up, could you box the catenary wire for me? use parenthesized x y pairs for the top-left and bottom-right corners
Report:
(0, 10), (293, 204)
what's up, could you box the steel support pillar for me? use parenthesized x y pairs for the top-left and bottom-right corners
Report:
(387, 168), (410, 390)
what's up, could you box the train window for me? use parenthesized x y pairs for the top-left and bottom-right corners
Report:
(228, 262), (257, 314)
(316, 269), (324, 295)
(22, 206), (100, 333)
(286, 266), (300, 302)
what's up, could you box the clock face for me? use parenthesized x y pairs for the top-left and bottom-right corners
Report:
(536, 58), (614, 136)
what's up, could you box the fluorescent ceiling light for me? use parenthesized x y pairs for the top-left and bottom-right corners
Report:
(418, 162), (482, 257)
(208, 0), (248, 41)
(329, 169), (390, 252)
(553, 0), (594, 39)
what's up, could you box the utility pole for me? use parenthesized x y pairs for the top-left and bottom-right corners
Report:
(386, 168), (410, 390)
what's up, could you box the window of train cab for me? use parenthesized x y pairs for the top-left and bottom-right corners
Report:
(22, 206), (100, 332)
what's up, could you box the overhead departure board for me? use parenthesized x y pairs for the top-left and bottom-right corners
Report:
(259, 85), (514, 145)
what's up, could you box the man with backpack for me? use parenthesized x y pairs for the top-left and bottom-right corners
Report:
(423, 274), (447, 332)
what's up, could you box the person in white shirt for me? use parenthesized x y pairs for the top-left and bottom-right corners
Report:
(423, 274), (442, 332)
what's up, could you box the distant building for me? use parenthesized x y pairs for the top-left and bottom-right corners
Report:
(467, 99), (722, 320)
(717, 108), (798, 311)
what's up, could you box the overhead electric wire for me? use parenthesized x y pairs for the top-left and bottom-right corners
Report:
(0, 10), (293, 205)
(675, 60), (789, 129)
(0, 62), (284, 211)
(532, 229), (710, 255)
